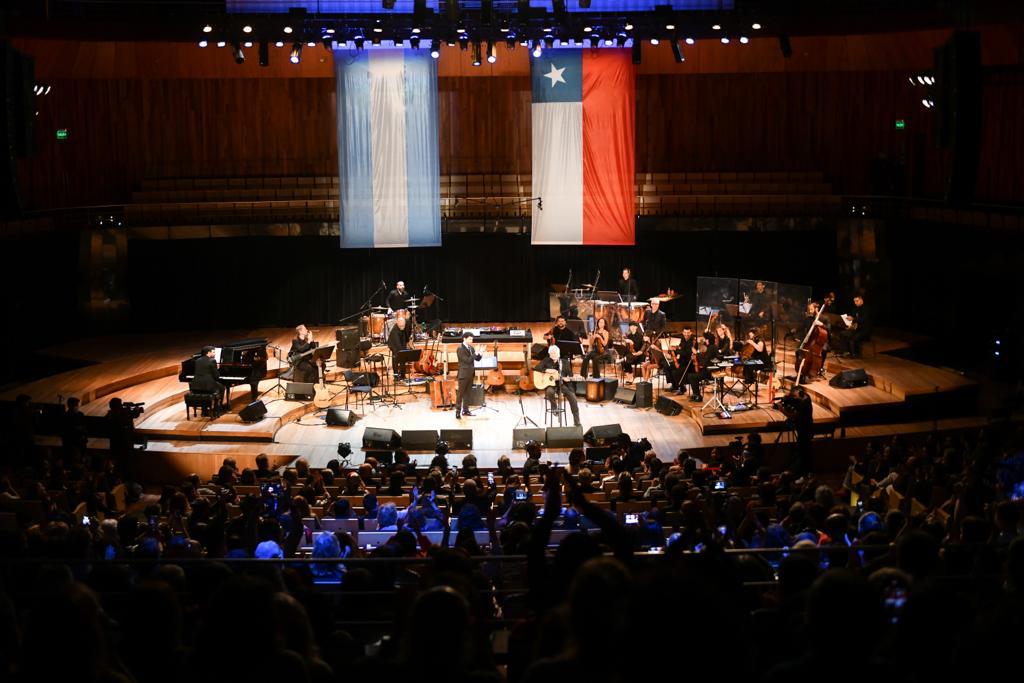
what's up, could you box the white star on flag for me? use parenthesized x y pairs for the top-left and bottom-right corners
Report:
(544, 63), (567, 88)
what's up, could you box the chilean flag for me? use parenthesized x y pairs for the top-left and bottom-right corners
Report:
(531, 49), (636, 246)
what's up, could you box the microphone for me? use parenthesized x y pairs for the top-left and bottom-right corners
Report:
(537, 197), (543, 210)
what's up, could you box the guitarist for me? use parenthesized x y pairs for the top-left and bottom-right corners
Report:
(387, 313), (414, 380)
(288, 324), (319, 384)
(533, 345), (581, 427)
(455, 332), (481, 419)
(544, 316), (584, 376)
(580, 316), (611, 379)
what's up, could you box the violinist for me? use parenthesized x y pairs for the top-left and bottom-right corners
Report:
(622, 321), (647, 382)
(659, 327), (694, 388)
(683, 334), (713, 402)
(739, 330), (769, 383)
(799, 301), (830, 378)
(580, 316), (612, 379)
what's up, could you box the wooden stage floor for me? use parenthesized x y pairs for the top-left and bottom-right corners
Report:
(5, 323), (983, 472)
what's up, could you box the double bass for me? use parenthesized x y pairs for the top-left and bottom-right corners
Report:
(795, 294), (834, 381)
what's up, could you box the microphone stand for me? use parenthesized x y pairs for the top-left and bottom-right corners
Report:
(339, 281), (388, 324)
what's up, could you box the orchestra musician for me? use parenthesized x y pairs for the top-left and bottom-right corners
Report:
(622, 321), (647, 382)
(580, 316), (612, 379)
(652, 327), (693, 387)
(387, 281), (409, 315)
(682, 334), (713, 402)
(455, 332), (481, 419)
(544, 315), (584, 376)
(288, 324), (319, 384)
(641, 298), (667, 337)
(533, 345), (581, 427)
(740, 330), (769, 383)
(746, 281), (774, 320)
(708, 323), (734, 360)
(838, 295), (872, 358)
(192, 345), (226, 405)
(387, 312), (414, 379)
(799, 301), (830, 377)
(617, 267), (640, 302)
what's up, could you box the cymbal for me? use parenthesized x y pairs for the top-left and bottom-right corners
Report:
(405, 297), (420, 303)
(370, 306), (388, 312)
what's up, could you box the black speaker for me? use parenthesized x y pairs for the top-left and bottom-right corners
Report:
(326, 407), (359, 426)
(614, 385), (635, 405)
(440, 428), (473, 449)
(584, 423), (623, 446)
(336, 326), (361, 351)
(634, 381), (653, 408)
(402, 429), (439, 450)
(513, 427), (546, 449)
(655, 395), (683, 416)
(239, 400), (267, 423)
(603, 377), (618, 397)
(573, 380), (587, 398)
(467, 384), (484, 407)
(546, 426), (584, 448)
(363, 427), (401, 450)
(285, 382), (315, 400)
(829, 368), (870, 388)
(336, 348), (361, 368)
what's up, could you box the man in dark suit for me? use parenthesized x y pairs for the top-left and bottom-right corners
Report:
(617, 267), (640, 301)
(455, 332), (481, 419)
(192, 345), (226, 404)
(839, 295), (873, 358)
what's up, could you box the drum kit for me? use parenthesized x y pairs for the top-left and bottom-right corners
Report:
(362, 296), (426, 343)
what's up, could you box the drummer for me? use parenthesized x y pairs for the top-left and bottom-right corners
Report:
(641, 299), (666, 337)
(387, 281), (409, 314)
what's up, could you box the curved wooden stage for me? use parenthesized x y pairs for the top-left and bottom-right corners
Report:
(4, 324), (983, 477)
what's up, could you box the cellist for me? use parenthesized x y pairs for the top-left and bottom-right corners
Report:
(799, 301), (830, 379)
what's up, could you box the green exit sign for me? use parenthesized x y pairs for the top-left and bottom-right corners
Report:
(895, 119), (906, 130)
(55, 128), (69, 141)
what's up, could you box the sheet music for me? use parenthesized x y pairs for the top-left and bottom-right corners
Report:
(214, 347), (223, 363)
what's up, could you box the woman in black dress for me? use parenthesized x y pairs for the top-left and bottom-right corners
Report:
(288, 324), (319, 384)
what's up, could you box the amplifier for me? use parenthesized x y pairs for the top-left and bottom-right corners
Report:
(513, 427), (547, 449)
(655, 395), (683, 416)
(285, 382), (315, 401)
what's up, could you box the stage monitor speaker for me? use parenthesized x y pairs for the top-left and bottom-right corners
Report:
(655, 395), (683, 416)
(467, 384), (485, 407)
(603, 377), (618, 397)
(584, 423), (623, 446)
(326, 408), (359, 426)
(285, 382), (315, 401)
(239, 400), (267, 423)
(402, 429), (439, 450)
(829, 368), (870, 388)
(336, 326), (361, 351)
(634, 381), (653, 408)
(546, 425), (584, 448)
(363, 427), (401, 450)
(513, 427), (546, 449)
(573, 380), (587, 397)
(336, 348), (361, 368)
(440, 428), (473, 449)
(614, 385), (635, 405)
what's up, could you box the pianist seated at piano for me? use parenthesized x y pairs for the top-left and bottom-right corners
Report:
(191, 346), (226, 404)
(288, 324), (320, 384)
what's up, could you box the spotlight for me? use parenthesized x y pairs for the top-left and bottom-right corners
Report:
(410, 35), (421, 49)
(198, 40), (208, 48)
(284, 26), (293, 34)
(922, 98), (934, 108)
(583, 25), (593, 33)
(457, 24), (467, 34)
(624, 22), (634, 31)
(712, 23), (721, 30)
(720, 37), (730, 44)
(430, 41), (440, 59)
(290, 42), (302, 63)
(486, 42), (497, 63)
(203, 24), (213, 34)
(373, 21), (383, 33)
(412, 27), (421, 34)
(325, 28), (335, 34)
(544, 34), (555, 49)
(752, 23), (762, 30)
(231, 43), (245, 63)
(242, 25), (252, 34)
(671, 40), (684, 63)
(650, 38), (660, 46)
(243, 41), (253, 48)
(685, 36), (695, 45)
(258, 40), (270, 67)
(500, 21), (510, 33)
(532, 40), (542, 57)
(604, 38), (614, 47)
(665, 23), (675, 30)
(739, 36), (749, 44)
(216, 40), (226, 48)
(472, 42), (482, 66)
(275, 41), (284, 48)
(458, 34), (469, 50)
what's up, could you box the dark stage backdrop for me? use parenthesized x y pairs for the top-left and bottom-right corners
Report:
(127, 229), (838, 331)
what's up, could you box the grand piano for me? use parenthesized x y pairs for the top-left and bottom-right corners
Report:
(179, 338), (269, 404)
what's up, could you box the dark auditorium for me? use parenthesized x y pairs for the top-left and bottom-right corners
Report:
(2, 1), (1024, 682)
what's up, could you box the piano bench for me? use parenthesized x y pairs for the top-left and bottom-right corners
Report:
(184, 392), (222, 419)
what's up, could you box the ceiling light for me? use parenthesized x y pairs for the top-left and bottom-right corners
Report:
(216, 40), (226, 48)
(665, 23), (675, 30)
(307, 41), (316, 47)
(412, 26), (421, 34)
(583, 25), (592, 32)
(243, 41), (253, 48)
(624, 22), (634, 31)
(199, 40), (208, 48)
(290, 42), (302, 63)
(430, 41), (440, 59)
(752, 23), (762, 30)
(720, 37), (730, 44)
(275, 41), (284, 48)
(712, 23), (721, 30)
(284, 26), (293, 34)
(242, 25), (252, 34)
(650, 38), (660, 46)
(532, 40), (542, 57)
(739, 36), (749, 44)
(203, 24), (213, 33)
(684, 36), (695, 45)
(487, 42), (497, 63)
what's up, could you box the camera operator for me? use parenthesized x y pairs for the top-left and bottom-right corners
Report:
(105, 398), (143, 472)
(778, 386), (814, 474)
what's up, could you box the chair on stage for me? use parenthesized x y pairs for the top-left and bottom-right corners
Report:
(343, 370), (374, 411)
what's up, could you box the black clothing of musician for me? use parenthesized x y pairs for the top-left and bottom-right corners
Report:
(742, 336), (769, 383)
(618, 276), (640, 301)
(683, 347), (713, 401)
(623, 327), (646, 375)
(839, 300), (873, 358)
(548, 322), (580, 375)
(289, 337), (319, 384)
(534, 355), (581, 426)
(642, 306), (667, 336)
(192, 349), (226, 404)
(388, 321), (413, 378)
(387, 287), (408, 313)
(748, 285), (774, 321)
(455, 335), (481, 418)
(800, 312), (831, 372)
(581, 325), (611, 378)
(793, 389), (815, 473)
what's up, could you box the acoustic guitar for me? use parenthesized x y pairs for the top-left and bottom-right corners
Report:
(485, 341), (505, 387)
(532, 369), (560, 390)
(518, 344), (536, 391)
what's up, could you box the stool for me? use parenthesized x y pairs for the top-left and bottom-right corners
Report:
(184, 391), (221, 420)
(544, 394), (566, 427)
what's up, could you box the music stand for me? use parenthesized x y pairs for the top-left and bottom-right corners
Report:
(392, 349), (423, 399)
(556, 340), (583, 377)
(473, 353), (500, 413)
(258, 344), (289, 401)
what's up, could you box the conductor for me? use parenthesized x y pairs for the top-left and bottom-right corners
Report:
(455, 332), (481, 419)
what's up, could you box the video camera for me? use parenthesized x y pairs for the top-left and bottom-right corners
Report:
(122, 401), (146, 419)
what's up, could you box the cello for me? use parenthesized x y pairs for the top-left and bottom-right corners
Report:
(795, 294), (834, 382)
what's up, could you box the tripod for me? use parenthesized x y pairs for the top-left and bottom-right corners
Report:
(514, 387), (540, 428)
(259, 345), (290, 402)
(702, 374), (729, 417)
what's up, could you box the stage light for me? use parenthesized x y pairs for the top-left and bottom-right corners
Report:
(739, 35), (749, 44)
(485, 42), (497, 63)
(624, 22), (634, 31)
(411, 26), (421, 34)
(354, 37), (365, 50)
(500, 21), (510, 33)
(430, 41), (440, 59)
(232, 43), (245, 63)
(284, 26), (293, 34)
(307, 41), (316, 47)
(216, 40), (226, 48)
(410, 35), (421, 49)
(242, 25), (252, 34)
(544, 34), (555, 49)
(665, 23), (675, 30)
(373, 22), (383, 33)
(712, 23), (721, 30)
(258, 40), (270, 67)
(604, 38), (614, 46)
(922, 98), (934, 108)
(472, 42), (482, 66)
(203, 24), (213, 34)
(532, 40), (542, 58)
(685, 36), (695, 45)
(752, 23), (762, 30)
(275, 41), (284, 48)
(459, 34), (469, 50)
(457, 24), (467, 34)
(583, 25), (593, 32)
(506, 35), (516, 49)
(243, 41), (253, 48)
(325, 28), (335, 34)
(720, 37), (730, 44)
(650, 38), (660, 46)
(290, 42), (302, 63)
(199, 40), (208, 48)
(671, 40), (684, 63)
